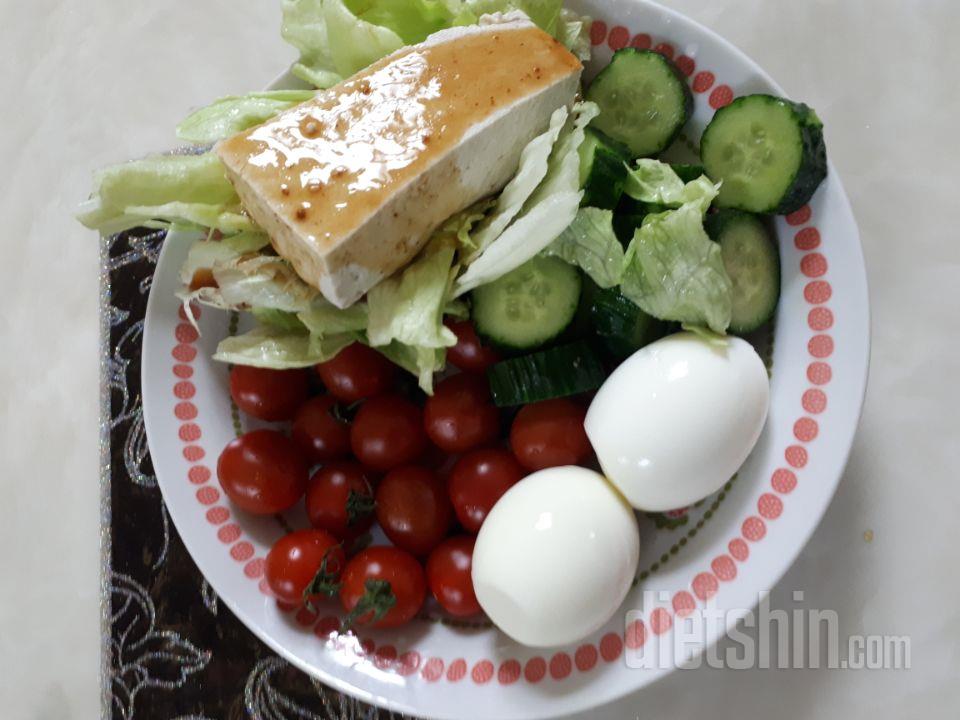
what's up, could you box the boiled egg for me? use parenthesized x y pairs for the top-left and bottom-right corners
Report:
(471, 466), (639, 647)
(585, 332), (769, 512)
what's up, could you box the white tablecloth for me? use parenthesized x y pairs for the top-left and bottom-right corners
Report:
(1, 0), (957, 717)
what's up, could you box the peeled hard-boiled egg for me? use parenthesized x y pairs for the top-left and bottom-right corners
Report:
(471, 466), (639, 647)
(585, 332), (769, 512)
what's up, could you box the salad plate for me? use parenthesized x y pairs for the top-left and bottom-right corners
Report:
(138, 0), (869, 717)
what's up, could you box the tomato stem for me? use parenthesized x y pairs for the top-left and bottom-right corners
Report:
(345, 489), (375, 525)
(303, 547), (343, 611)
(341, 579), (396, 631)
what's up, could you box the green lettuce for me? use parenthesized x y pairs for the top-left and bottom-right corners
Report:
(176, 90), (317, 144)
(543, 207), (624, 288)
(298, 298), (370, 337)
(214, 323), (355, 368)
(251, 308), (310, 332)
(624, 160), (718, 211)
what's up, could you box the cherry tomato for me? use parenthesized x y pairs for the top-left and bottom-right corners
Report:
(448, 448), (524, 532)
(292, 395), (351, 463)
(315, 342), (396, 402)
(217, 430), (308, 514)
(445, 320), (500, 373)
(305, 461), (375, 541)
(423, 374), (500, 453)
(265, 529), (345, 605)
(339, 546), (426, 629)
(351, 394), (427, 471)
(509, 399), (591, 471)
(426, 536), (481, 616)
(375, 466), (453, 556)
(229, 365), (311, 421)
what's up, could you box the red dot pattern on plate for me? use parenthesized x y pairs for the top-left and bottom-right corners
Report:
(398, 651), (421, 676)
(801, 253), (828, 278)
(231, 541), (254, 561)
(653, 42), (674, 59)
(179, 423), (202, 442)
(709, 85), (733, 108)
(692, 71), (715, 93)
(802, 389), (828, 414)
(359, 638), (375, 656)
(599, 633), (623, 661)
(758, 493), (784, 520)
(175, 323), (199, 344)
(175, 401), (198, 420)
(692, 572), (719, 601)
(471, 660), (494, 684)
(296, 606), (318, 626)
(808, 334), (834, 358)
(785, 444), (809, 468)
(174, 381), (196, 399)
(421, 657), (444, 682)
(794, 227), (821, 250)
(675, 55), (695, 77)
(575, 644), (598, 672)
(314, 616), (339, 637)
(711, 555), (737, 581)
(218, 524), (241, 543)
(172, 344), (197, 362)
(183, 445), (205, 462)
(524, 657), (546, 683)
(607, 25), (629, 50)
(206, 506), (229, 524)
(625, 619), (646, 648)
(786, 205), (812, 225)
(188, 465), (211, 484)
(728, 538), (749, 561)
(807, 362), (832, 385)
(589, 20), (607, 46)
(804, 280), (832, 304)
(771, 469), (798, 494)
(794, 417), (819, 442)
(630, 32), (652, 49)
(808, 307), (834, 331)
(258, 578), (273, 596)
(244, 558), (265, 579)
(549, 652), (572, 680)
(498, 659), (521, 685)
(178, 303), (201, 321)
(374, 645), (398, 670)
(196, 486), (219, 505)
(742, 516), (767, 541)
(650, 607), (673, 634)
(173, 364), (193, 379)
(446, 659), (467, 682)
(672, 591), (696, 617)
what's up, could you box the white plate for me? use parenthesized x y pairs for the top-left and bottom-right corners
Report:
(142, 1), (869, 717)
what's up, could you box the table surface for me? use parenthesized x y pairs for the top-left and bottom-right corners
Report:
(1, 0), (958, 717)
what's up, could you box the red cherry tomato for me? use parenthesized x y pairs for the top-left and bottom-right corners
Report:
(510, 399), (591, 471)
(265, 529), (345, 605)
(315, 342), (396, 402)
(448, 448), (524, 532)
(217, 430), (308, 514)
(292, 395), (351, 463)
(445, 320), (500, 373)
(305, 461), (375, 541)
(423, 374), (500, 453)
(375, 466), (453, 556)
(426, 536), (481, 616)
(350, 394), (427, 471)
(339, 546), (426, 629)
(229, 365), (311, 421)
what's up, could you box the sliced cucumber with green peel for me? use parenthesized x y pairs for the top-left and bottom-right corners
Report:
(590, 286), (666, 359)
(472, 255), (581, 351)
(701, 94), (827, 214)
(586, 49), (693, 158)
(486, 341), (606, 406)
(578, 128), (630, 209)
(670, 163), (706, 183)
(612, 196), (667, 244)
(706, 209), (780, 333)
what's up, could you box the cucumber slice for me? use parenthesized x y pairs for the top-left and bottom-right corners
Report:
(472, 255), (581, 351)
(578, 128), (630, 209)
(612, 196), (667, 244)
(486, 341), (606, 407)
(670, 163), (706, 183)
(701, 94), (827, 214)
(586, 49), (693, 158)
(590, 286), (666, 359)
(706, 210), (780, 332)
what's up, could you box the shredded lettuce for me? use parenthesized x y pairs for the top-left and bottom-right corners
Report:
(557, 8), (591, 61)
(543, 207), (624, 288)
(213, 256), (318, 312)
(214, 324), (355, 368)
(624, 160), (719, 211)
(252, 308), (310, 332)
(376, 342), (447, 394)
(176, 91), (317, 144)
(298, 298), (369, 337)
